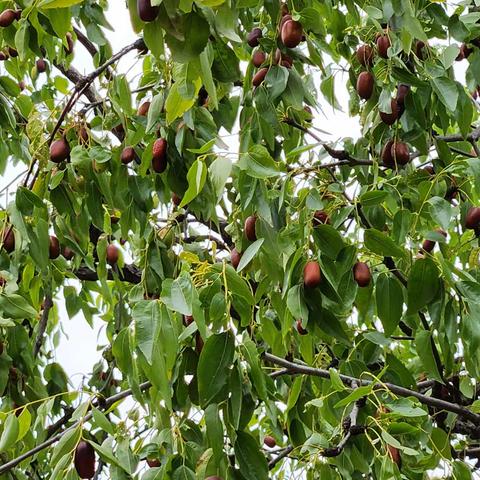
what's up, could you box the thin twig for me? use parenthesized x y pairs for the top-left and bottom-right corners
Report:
(33, 296), (53, 358)
(268, 445), (294, 469)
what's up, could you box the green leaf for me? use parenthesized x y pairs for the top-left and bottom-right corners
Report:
(165, 82), (198, 124)
(376, 275), (403, 336)
(179, 159), (207, 207)
(50, 426), (81, 465)
(234, 431), (268, 480)
(199, 45), (218, 109)
(237, 239), (264, 272)
(0, 414), (19, 452)
(407, 258), (440, 313)
(209, 156), (232, 201)
(241, 335), (268, 401)
(312, 224), (344, 260)
(334, 385), (373, 408)
(329, 368), (346, 392)
(286, 285), (308, 321)
(39, 0), (83, 7)
(172, 465), (196, 480)
(432, 77), (459, 112)
(133, 300), (160, 363)
(238, 145), (280, 179)
(205, 404), (224, 462)
(0, 294), (37, 319)
(415, 330), (443, 383)
(197, 331), (235, 407)
(161, 273), (194, 315)
(364, 229), (404, 258)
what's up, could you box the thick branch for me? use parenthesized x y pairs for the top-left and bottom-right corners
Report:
(268, 445), (294, 469)
(434, 127), (480, 143)
(263, 353), (480, 423)
(0, 381), (151, 475)
(74, 264), (142, 284)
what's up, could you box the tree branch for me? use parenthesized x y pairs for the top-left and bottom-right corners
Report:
(268, 445), (294, 470)
(74, 264), (142, 284)
(33, 296), (53, 358)
(263, 353), (480, 423)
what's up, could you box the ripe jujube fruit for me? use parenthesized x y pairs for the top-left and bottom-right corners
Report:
(379, 99), (399, 125)
(74, 441), (95, 479)
(49, 236), (60, 259)
(137, 0), (159, 22)
(50, 138), (70, 163)
(356, 71), (374, 100)
(244, 216), (257, 242)
(0, 10), (16, 27)
(304, 261), (321, 288)
(106, 244), (119, 265)
(252, 50), (266, 67)
(421, 229), (446, 253)
(137, 101), (150, 116)
(36, 59), (47, 73)
(396, 84), (410, 105)
(356, 44), (374, 66)
(390, 142), (410, 166)
(152, 138), (167, 173)
(275, 49), (293, 68)
(247, 28), (262, 47)
(264, 435), (276, 448)
(183, 315), (194, 327)
(121, 146), (136, 165)
(296, 319), (307, 335)
(8, 47), (17, 58)
(147, 458), (161, 468)
(172, 192), (181, 206)
(252, 67), (268, 87)
(62, 246), (74, 260)
(387, 445), (401, 467)
(353, 262), (371, 287)
(415, 40), (426, 60)
(281, 20), (303, 48)
(279, 14), (292, 32)
(381, 140), (395, 168)
(231, 248), (242, 269)
(465, 206), (480, 230)
(376, 35), (390, 58)
(313, 210), (330, 225)
(1, 228), (14, 253)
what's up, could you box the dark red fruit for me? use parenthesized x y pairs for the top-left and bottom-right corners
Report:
(137, 0), (159, 22)
(421, 239), (435, 253)
(356, 71), (374, 100)
(49, 236), (60, 259)
(74, 441), (95, 479)
(274, 49), (293, 68)
(415, 40), (426, 60)
(376, 35), (390, 58)
(304, 261), (321, 288)
(423, 165), (435, 175)
(465, 207), (480, 230)
(390, 142), (410, 166)
(396, 84), (410, 105)
(172, 193), (182, 206)
(281, 20), (303, 48)
(252, 50), (266, 67)
(0, 10), (16, 28)
(264, 436), (276, 448)
(153, 138), (167, 161)
(183, 315), (194, 327)
(296, 319), (307, 335)
(379, 99), (399, 125)
(313, 210), (330, 225)
(381, 140), (395, 168)
(121, 146), (136, 165)
(62, 246), (74, 260)
(247, 28), (262, 48)
(0, 277), (5, 287)
(137, 101), (150, 116)
(356, 44), (374, 66)
(279, 14), (292, 32)
(147, 458), (161, 468)
(244, 216), (257, 241)
(0, 52), (7, 61)
(252, 67), (268, 87)
(2, 228), (14, 253)
(106, 244), (119, 265)
(50, 138), (70, 163)
(14, 10), (21, 21)
(36, 59), (47, 73)
(231, 248), (242, 269)
(387, 445), (401, 467)
(8, 47), (17, 58)
(353, 262), (371, 287)
(152, 156), (167, 173)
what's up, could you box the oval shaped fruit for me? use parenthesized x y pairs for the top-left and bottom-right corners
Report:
(355, 44), (374, 66)
(153, 138), (167, 161)
(356, 71), (374, 100)
(264, 435), (276, 448)
(62, 246), (74, 260)
(137, 0), (159, 22)
(152, 155), (167, 174)
(353, 262), (371, 287)
(421, 239), (435, 253)
(172, 192), (182, 206)
(252, 67), (268, 87)
(8, 47), (17, 57)
(465, 206), (480, 229)
(247, 28), (262, 48)
(296, 319), (307, 335)
(0, 10), (16, 28)
(49, 236), (60, 259)
(313, 210), (330, 226)
(231, 248), (242, 269)
(381, 140), (395, 168)
(390, 142), (410, 166)
(147, 458), (161, 468)
(415, 40), (426, 60)
(279, 14), (292, 32)
(423, 165), (435, 176)
(387, 445), (401, 467)
(137, 101), (150, 116)
(14, 10), (21, 20)
(252, 50), (266, 68)
(121, 146), (136, 165)
(36, 59), (47, 73)
(74, 441), (95, 479)
(281, 20), (303, 48)
(379, 99), (399, 125)
(106, 244), (119, 265)
(396, 84), (410, 105)
(80, 127), (89, 143)
(244, 215), (257, 242)
(50, 138), (70, 163)
(304, 261), (321, 288)
(0, 52), (7, 61)
(2, 228), (14, 253)
(376, 35), (390, 59)
(274, 49), (293, 68)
